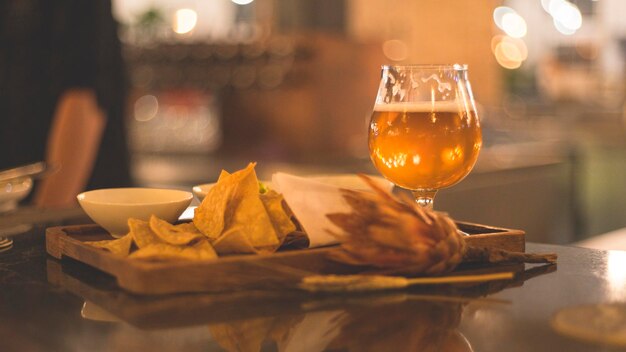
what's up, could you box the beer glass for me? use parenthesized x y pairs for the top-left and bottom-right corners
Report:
(368, 64), (481, 208)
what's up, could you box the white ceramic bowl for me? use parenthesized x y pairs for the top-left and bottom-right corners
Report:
(192, 174), (393, 201)
(77, 188), (193, 238)
(0, 177), (33, 213)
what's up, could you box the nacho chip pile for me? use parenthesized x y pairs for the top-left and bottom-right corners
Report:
(88, 216), (217, 261)
(88, 163), (296, 261)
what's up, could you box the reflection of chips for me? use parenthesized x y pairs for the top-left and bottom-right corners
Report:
(129, 239), (217, 261)
(209, 314), (305, 352)
(209, 318), (275, 352)
(87, 233), (133, 257)
(128, 218), (161, 248)
(269, 314), (306, 349)
(149, 215), (203, 246)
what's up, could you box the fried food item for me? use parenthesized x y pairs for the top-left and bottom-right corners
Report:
(128, 218), (161, 249)
(149, 215), (204, 246)
(195, 162), (295, 255)
(227, 164), (279, 248)
(260, 190), (296, 243)
(87, 233), (133, 257)
(212, 227), (254, 254)
(129, 239), (217, 261)
(193, 164), (254, 240)
(90, 218), (217, 261)
(88, 163), (297, 260)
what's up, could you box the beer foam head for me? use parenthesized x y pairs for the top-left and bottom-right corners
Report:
(373, 101), (470, 112)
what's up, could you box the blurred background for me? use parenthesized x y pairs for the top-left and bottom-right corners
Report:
(109, 0), (626, 245)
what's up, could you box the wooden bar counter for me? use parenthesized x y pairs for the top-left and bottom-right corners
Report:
(0, 223), (624, 351)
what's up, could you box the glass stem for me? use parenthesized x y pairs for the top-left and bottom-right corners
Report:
(412, 189), (437, 209)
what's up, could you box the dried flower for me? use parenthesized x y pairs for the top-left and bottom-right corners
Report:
(327, 175), (556, 275)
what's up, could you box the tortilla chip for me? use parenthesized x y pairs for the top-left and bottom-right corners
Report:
(212, 227), (258, 255)
(87, 233), (133, 257)
(128, 218), (162, 248)
(129, 239), (217, 261)
(175, 222), (203, 234)
(193, 163), (255, 239)
(260, 190), (296, 242)
(227, 165), (279, 248)
(149, 216), (204, 246)
(218, 169), (231, 181)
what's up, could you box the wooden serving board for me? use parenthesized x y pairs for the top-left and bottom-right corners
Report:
(46, 222), (525, 295)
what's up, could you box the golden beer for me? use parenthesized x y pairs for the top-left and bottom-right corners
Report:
(368, 103), (482, 191)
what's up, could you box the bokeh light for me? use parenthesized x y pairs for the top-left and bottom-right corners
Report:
(232, 0), (254, 5)
(172, 8), (198, 35)
(382, 39), (409, 62)
(134, 95), (159, 122)
(494, 7), (527, 38)
(501, 12), (527, 38)
(553, 18), (576, 35)
(541, 0), (583, 35)
(493, 7), (515, 30)
(492, 35), (528, 70)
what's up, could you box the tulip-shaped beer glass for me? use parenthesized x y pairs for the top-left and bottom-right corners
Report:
(368, 64), (482, 208)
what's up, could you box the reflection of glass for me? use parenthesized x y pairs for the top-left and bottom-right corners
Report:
(368, 64), (482, 208)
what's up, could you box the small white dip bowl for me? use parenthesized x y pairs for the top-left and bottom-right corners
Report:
(77, 188), (193, 238)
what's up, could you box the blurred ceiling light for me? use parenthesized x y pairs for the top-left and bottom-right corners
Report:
(495, 50), (522, 69)
(553, 18), (577, 35)
(493, 6), (515, 30)
(382, 39), (409, 62)
(501, 12), (527, 38)
(491, 36), (528, 59)
(552, 1), (582, 32)
(493, 35), (527, 70)
(232, 0), (254, 5)
(493, 7), (527, 38)
(543, 0), (582, 35)
(547, 0), (565, 14)
(498, 42), (523, 61)
(491, 34), (505, 53)
(172, 8), (197, 35)
(134, 95), (159, 122)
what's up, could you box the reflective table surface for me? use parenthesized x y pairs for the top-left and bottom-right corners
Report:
(1, 224), (625, 352)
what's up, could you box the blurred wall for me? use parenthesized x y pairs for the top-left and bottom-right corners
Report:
(347, 0), (503, 107)
(220, 33), (386, 161)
